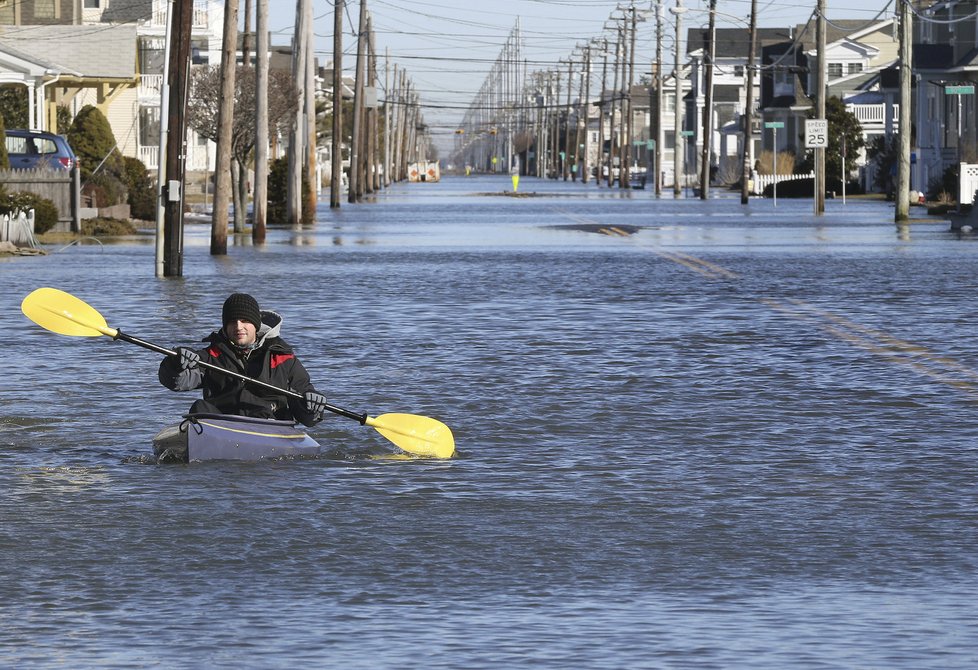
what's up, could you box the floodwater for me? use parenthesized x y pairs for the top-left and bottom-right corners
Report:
(2, 176), (978, 668)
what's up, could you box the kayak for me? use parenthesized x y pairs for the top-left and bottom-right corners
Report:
(152, 413), (321, 463)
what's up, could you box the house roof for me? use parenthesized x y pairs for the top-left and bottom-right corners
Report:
(794, 19), (894, 50)
(0, 24), (136, 79)
(686, 27), (793, 58)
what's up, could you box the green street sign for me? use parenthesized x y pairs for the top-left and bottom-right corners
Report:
(646, 140), (655, 150)
(764, 121), (785, 129)
(681, 130), (694, 137)
(945, 85), (975, 95)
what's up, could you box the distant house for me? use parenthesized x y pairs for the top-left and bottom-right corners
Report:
(0, 24), (137, 132)
(759, 19), (898, 169)
(910, 0), (978, 197)
(0, 0), (224, 176)
(685, 27), (791, 182)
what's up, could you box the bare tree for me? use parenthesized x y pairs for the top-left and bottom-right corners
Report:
(188, 66), (298, 226)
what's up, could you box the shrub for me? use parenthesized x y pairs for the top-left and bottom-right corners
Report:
(67, 106), (122, 179)
(0, 191), (60, 234)
(267, 156), (288, 223)
(0, 88), (29, 130)
(926, 165), (958, 203)
(762, 177), (864, 199)
(67, 106), (129, 208)
(122, 155), (155, 221)
(81, 217), (137, 236)
(0, 112), (8, 169)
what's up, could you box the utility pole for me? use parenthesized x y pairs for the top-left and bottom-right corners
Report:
(330, 0), (343, 207)
(815, 0), (826, 215)
(287, 0), (308, 222)
(740, 0), (757, 204)
(700, 0), (716, 199)
(365, 12), (376, 194)
(369, 19), (380, 192)
(394, 70), (406, 181)
(672, 0), (685, 197)
(384, 49), (391, 188)
(563, 59), (573, 180)
(552, 68), (561, 178)
(599, 40), (609, 187)
(655, 0), (663, 195)
(302, 0), (315, 220)
(253, 0), (269, 241)
(895, 0), (912, 222)
(608, 31), (620, 187)
(211, 0), (238, 255)
(582, 45), (592, 184)
(349, 0), (367, 203)
(623, 5), (636, 190)
(160, 0), (191, 274)
(157, 0), (193, 276)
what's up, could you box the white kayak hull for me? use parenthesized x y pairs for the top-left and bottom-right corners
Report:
(153, 413), (321, 462)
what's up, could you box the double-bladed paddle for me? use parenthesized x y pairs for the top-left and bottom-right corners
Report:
(21, 287), (455, 459)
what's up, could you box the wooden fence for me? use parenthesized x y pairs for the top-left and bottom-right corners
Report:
(0, 167), (81, 232)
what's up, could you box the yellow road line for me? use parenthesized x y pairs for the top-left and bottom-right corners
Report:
(553, 207), (978, 399)
(764, 298), (978, 399)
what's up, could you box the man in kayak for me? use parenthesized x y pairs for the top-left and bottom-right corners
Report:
(158, 292), (328, 427)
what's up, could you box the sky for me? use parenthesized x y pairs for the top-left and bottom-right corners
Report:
(262, 0), (898, 152)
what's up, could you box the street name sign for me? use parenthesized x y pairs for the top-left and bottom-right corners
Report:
(945, 85), (975, 95)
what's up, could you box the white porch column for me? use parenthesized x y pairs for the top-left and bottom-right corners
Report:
(27, 82), (36, 129)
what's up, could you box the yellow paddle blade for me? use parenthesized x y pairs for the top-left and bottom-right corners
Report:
(365, 413), (456, 459)
(21, 287), (118, 338)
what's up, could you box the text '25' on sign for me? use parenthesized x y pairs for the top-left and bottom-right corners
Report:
(805, 119), (828, 148)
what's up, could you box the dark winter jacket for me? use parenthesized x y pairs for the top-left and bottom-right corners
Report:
(158, 310), (324, 427)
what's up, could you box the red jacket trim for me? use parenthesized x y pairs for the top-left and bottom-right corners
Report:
(270, 353), (294, 369)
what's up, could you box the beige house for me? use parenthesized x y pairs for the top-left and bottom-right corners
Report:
(0, 0), (222, 174)
(0, 23), (136, 133)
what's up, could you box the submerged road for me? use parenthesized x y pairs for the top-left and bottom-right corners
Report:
(1, 176), (976, 669)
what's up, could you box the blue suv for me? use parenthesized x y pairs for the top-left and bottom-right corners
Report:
(5, 129), (77, 170)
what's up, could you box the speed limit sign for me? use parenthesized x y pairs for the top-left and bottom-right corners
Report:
(805, 119), (828, 148)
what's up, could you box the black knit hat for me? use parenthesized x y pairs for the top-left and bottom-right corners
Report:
(222, 293), (262, 328)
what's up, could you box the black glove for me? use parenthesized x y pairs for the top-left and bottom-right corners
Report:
(303, 391), (327, 415)
(175, 347), (200, 371)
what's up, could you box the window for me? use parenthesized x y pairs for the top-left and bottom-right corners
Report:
(848, 63), (863, 75)
(140, 107), (160, 146)
(734, 65), (744, 77)
(828, 63), (843, 78)
(83, 0), (99, 8)
(139, 42), (165, 74)
(34, 0), (57, 19)
(191, 39), (209, 65)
